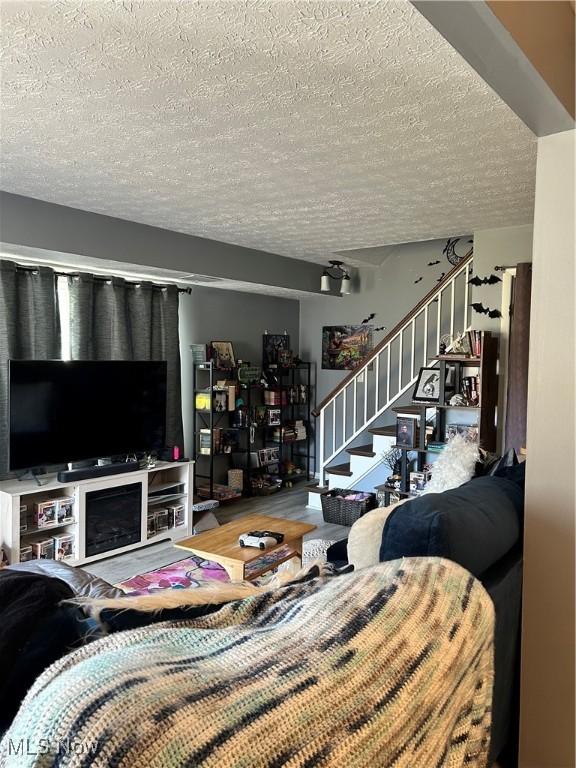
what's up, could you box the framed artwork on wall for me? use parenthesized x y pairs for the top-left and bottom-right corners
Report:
(321, 325), (373, 370)
(262, 333), (290, 368)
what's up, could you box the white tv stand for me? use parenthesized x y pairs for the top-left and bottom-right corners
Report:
(0, 460), (193, 567)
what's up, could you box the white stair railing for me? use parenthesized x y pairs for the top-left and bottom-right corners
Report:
(316, 256), (473, 486)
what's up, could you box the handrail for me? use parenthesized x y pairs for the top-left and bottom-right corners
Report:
(312, 252), (474, 416)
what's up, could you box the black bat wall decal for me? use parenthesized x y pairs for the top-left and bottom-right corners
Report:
(436, 272), (445, 283)
(373, 325), (387, 332)
(470, 302), (502, 319)
(427, 260), (441, 266)
(360, 313), (375, 324)
(468, 274), (502, 286)
(414, 276), (423, 284)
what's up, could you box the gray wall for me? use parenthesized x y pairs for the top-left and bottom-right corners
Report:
(299, 236), (467, 408)
(0, 192), (324, 294)
(179, 286), (299, 458)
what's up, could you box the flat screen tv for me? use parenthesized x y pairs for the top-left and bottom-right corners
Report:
(9, 360), (167, 471)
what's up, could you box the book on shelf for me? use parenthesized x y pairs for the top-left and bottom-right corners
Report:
(195, 391), (228, 412)
(264, 390), (288, 406)
(199, 428), (223, 455)
(466, 330), (482, 357)
(461, 375), (480, 404)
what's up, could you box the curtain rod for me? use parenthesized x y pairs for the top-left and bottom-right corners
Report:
(14, 264), (192, 294)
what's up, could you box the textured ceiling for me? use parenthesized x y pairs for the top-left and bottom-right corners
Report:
(0, 0), (536, 264)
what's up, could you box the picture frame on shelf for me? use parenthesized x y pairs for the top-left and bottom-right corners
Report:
(210, 341), (236, 370)
(445, 424), (479, 443)
(262, 333), (290, 368)
(258, 447), (280, 466)
(396, 417), (417, 449)
(268, 408), (281, 426)
(413, 366), (442, 404)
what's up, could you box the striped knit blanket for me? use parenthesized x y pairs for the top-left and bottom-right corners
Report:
(1, 557), (494, 768)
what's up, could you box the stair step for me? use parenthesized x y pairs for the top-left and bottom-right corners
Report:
(369, 425), (396, 437)
(347, 444), (376, 457)
(325, 463), (353, 477)
(392, 404), (423, 414)
(305, 483), (329, 494)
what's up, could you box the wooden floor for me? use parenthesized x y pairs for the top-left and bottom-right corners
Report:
(84, 486), (349, 584)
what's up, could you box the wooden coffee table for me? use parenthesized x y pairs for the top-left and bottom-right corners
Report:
(175, 514), (316, 582)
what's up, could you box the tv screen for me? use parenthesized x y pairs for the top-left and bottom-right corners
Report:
(9, 360), (167, 471)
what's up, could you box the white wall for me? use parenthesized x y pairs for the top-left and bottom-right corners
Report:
(472, 223), (533, 333)
(520, 129), (575, 768)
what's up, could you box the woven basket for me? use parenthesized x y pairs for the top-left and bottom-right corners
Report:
(320, 489), (377, 527)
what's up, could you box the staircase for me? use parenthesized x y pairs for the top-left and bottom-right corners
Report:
(307, 253), (474, 510)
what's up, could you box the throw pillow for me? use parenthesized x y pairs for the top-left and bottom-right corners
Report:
(423, 433), (479, 494)
(347, 499), (408, 570)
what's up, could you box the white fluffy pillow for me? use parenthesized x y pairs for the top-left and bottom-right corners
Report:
(422, 433), (479, 494)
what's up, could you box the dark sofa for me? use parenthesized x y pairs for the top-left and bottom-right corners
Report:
(327, 468), (525, 767)
(2, 469), (523, 764)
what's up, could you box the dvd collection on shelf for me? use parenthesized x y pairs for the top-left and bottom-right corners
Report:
(19, 495), (77, 562)
(147, 502), (186, 539)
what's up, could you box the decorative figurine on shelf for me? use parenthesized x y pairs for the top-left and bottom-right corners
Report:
(254, 406), (267, 427)
(376, 489), (387, 507)
(278, 349), (294, 367)
(233, 398), (247, 428)
(451, 332), (472, 355)
(439, 332), (472, 356)
(381, 446), (403, 481)
(439, 334), (450, 355)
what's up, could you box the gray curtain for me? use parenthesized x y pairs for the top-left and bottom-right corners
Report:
(0, 261), (61, 476)
(68, 273), (183, 449)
